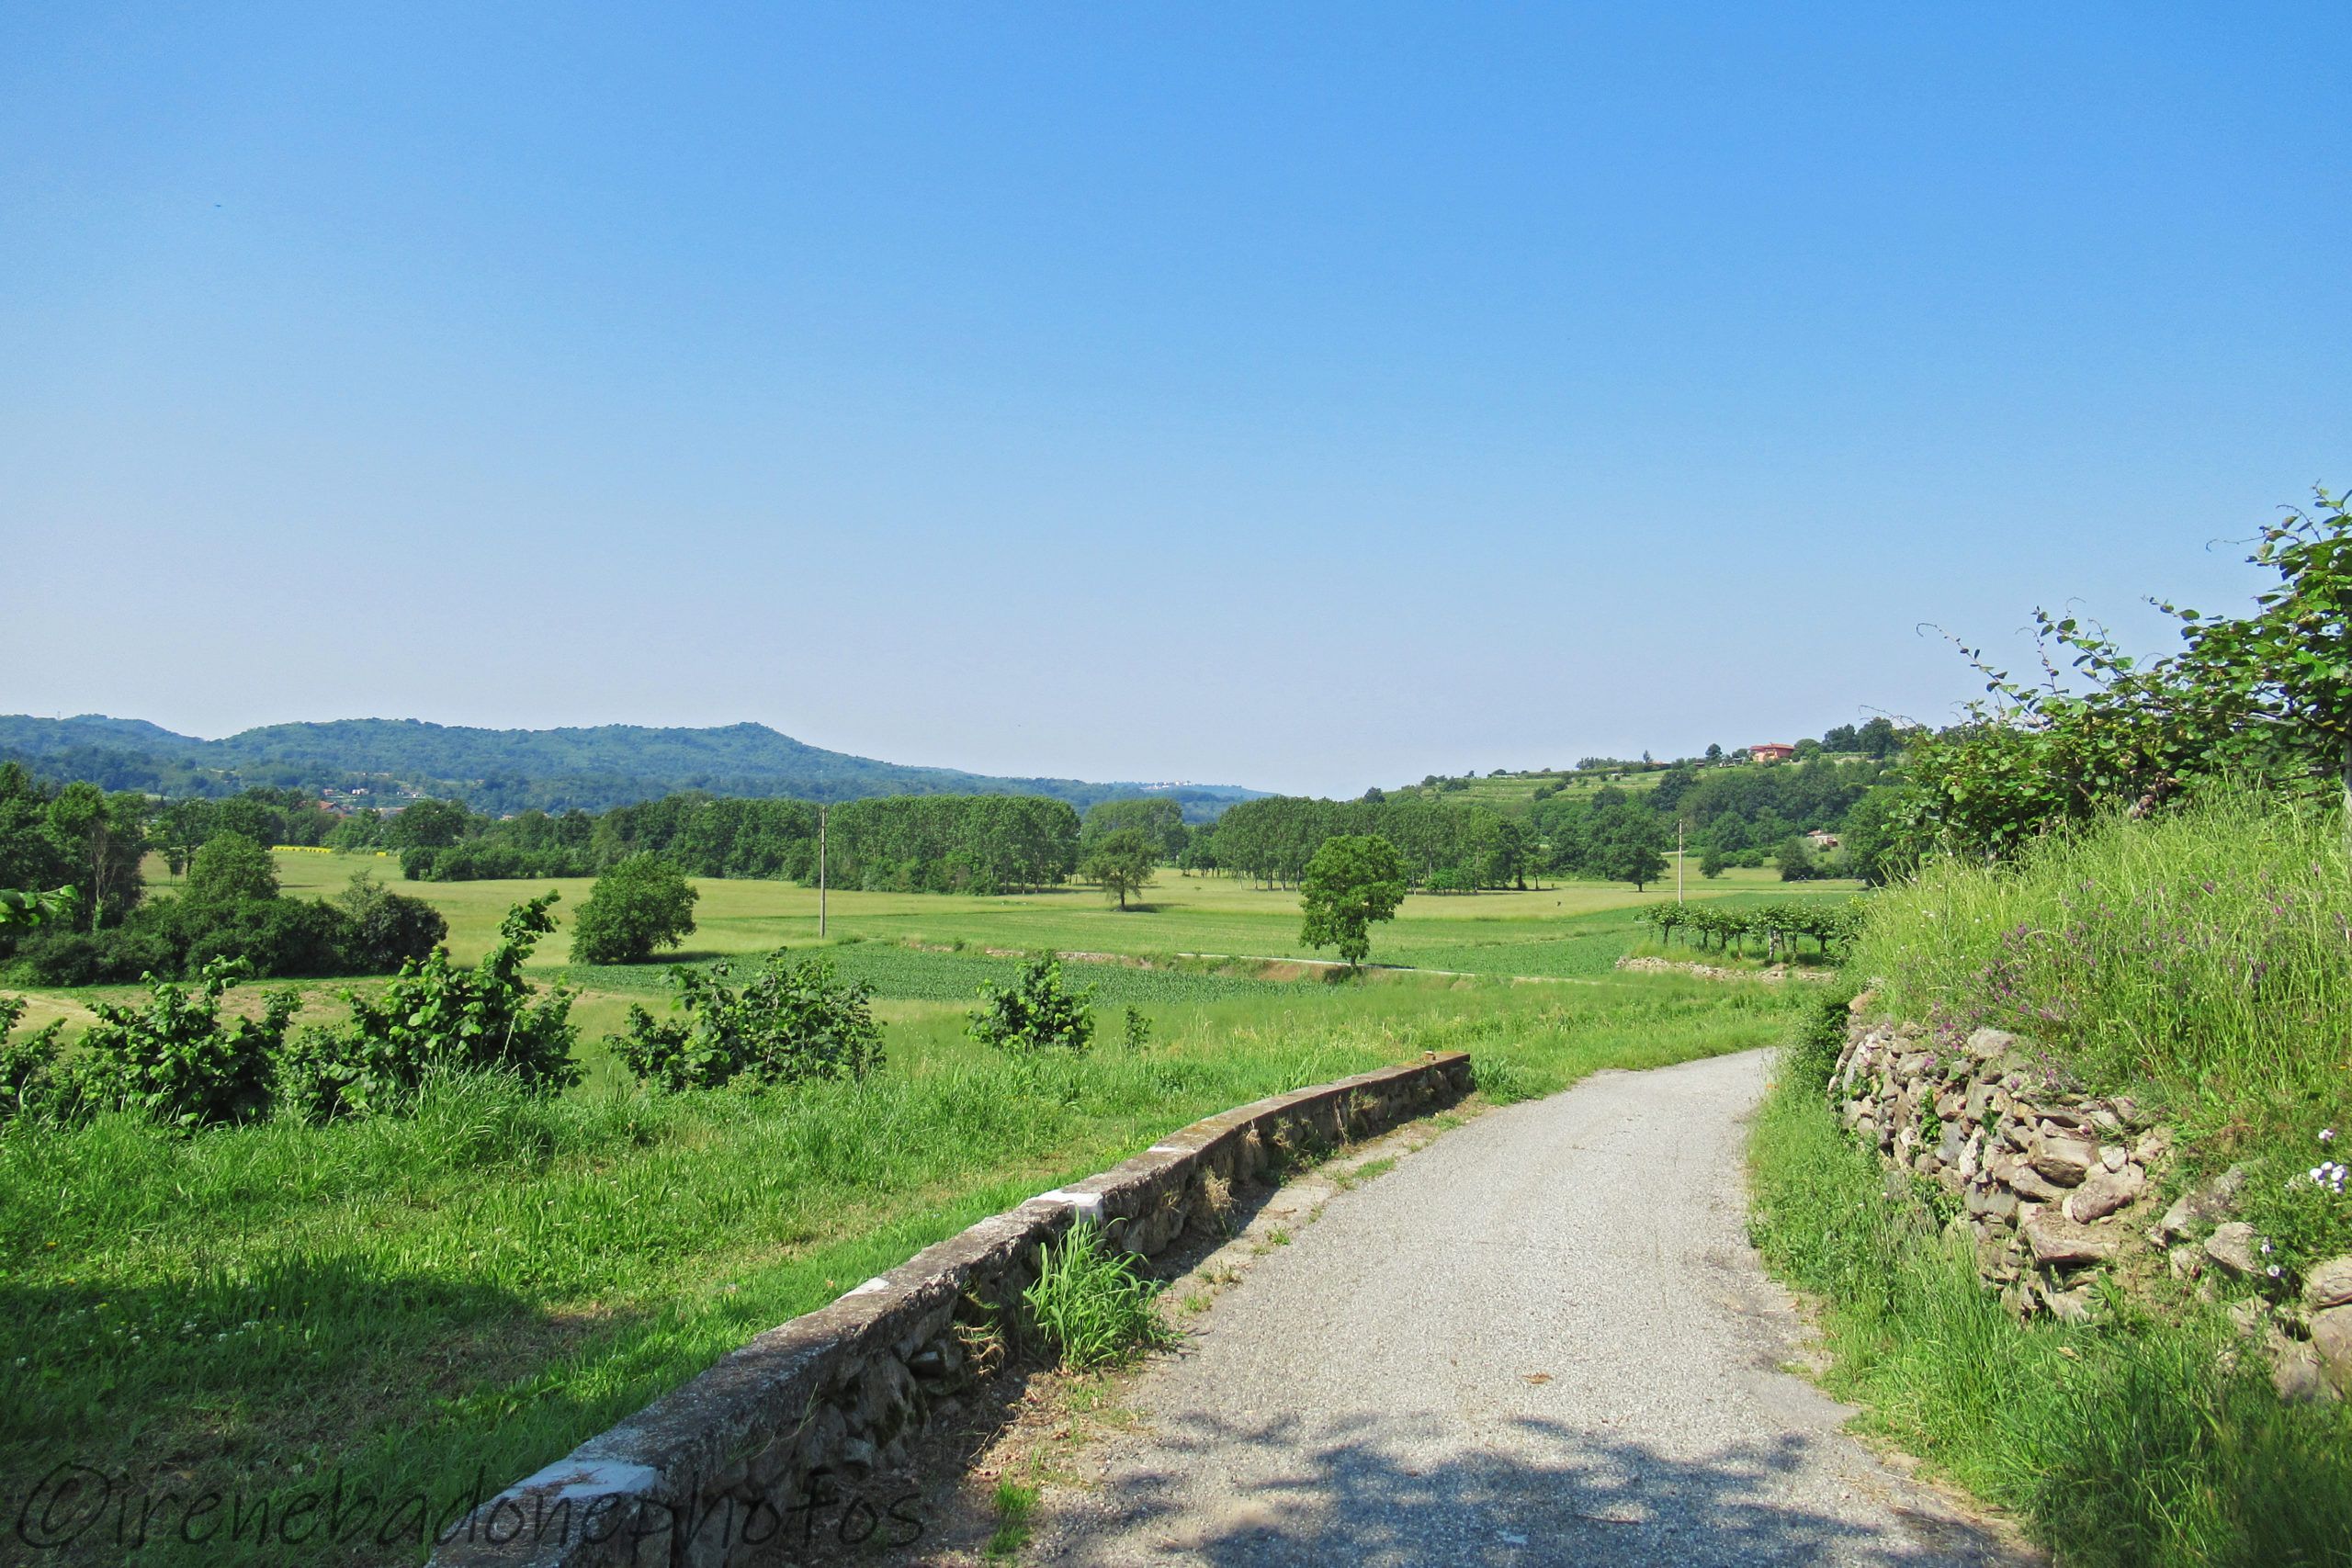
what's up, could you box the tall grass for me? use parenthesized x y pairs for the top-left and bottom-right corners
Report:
(1749, 1060), (2352, 1567)
(1022, 1224), (1176, 1369)
(1854, 785), (2352, 1146)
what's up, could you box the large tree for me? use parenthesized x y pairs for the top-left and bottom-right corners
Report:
(47, 783), (147, 931)
(390, 797), (473, 851)
(1585, 797), (1668, 890)
(570, 853), (700, 964)
(1081, 797), (1187, 862)
(1299, 834), (1409, 969)
(1079, 828), (1158, 911)
(184, 831), (281, 907)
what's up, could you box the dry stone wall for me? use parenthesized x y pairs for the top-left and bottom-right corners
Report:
(431, 1051), (1475, 1568)
(1834, 995), (2352, 1401)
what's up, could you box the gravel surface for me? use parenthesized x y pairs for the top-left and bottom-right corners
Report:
(1035, 1049), (2037, 1567)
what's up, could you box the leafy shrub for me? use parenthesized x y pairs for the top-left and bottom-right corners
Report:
(1886, 491), (2352, 866)
(612, 950), (885, 1093)
(5, 922), (180, 986)
(175, 895), (352, 978)
(1022, 1223), (1173, 1369)
(3, 869), (444, 986)
(1782, 976), (1860, 1095)
(74, 959), (298, 1128)
(571, 854), (699, 964)
(282, 895), (582, 1120)
(334, 871), (448, 972)
(967, 956), (1095, 1055)
(0, 995), (68, 1124)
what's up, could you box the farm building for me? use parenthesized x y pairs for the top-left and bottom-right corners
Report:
(1748, 742), (1796, 763)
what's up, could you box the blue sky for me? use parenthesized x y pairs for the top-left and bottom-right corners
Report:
(3, 4), (2344, 795)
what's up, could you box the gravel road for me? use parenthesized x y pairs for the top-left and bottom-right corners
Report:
(1034, 1049), (2035, 1567)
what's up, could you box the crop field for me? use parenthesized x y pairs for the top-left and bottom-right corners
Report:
(1407, 768), (1672, 814)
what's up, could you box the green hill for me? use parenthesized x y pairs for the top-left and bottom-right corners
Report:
(0, 715), (1261, 820)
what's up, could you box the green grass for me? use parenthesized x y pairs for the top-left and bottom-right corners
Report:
(559, 943), (1301, 1006)
(986, 1477), (1039, 1560)
(1748, 1043), (2352, 1567)
(8, 853), (1853, 1055)
(1752, 787), (2352, 1563)
(1021, 1224), (1176, 1370)
(274, 848), (1841, 976)
(1853, 786), (2352, 1158)
(0, 970), (1801, 1566)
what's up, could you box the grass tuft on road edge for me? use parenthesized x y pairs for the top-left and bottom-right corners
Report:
(1023, 1224), (1176, 1371)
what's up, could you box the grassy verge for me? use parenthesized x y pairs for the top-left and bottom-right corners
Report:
(1851, 784), (2352, 1282)
(1852, 785), (2351, 1157)
(1, 966), (1797, 1565)
(1748, 1040), (2352, 1567)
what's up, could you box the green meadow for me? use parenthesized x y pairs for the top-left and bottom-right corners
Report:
(267, 847), (1843, 969)
(9, 849), (1854, 1055)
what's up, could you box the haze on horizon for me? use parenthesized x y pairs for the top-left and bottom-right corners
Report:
(4, 5), (2345, 797)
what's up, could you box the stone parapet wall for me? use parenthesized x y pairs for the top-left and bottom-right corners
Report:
(432, 1051), (1475, 1567)
(1833, 997), (2169, 1322)
(1833, 995), (2352, 1400)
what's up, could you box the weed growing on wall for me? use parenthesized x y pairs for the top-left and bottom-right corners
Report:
(1022, 1223), (1174, 1370)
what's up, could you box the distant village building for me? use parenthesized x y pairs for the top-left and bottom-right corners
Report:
(1806, 829), (1841, 850)
(1749, 743), (1796, 763)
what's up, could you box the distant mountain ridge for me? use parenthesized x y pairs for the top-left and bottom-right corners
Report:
(0, 715), (1262, 820)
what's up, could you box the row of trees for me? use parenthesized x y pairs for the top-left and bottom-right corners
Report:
(383, 769), (1876, 897)
(396, 791), (1083, 896)
(1636, 900), (1861, 960)
(1197, 795), (1540, 890)
(4, 831), (447, 987)
(1192, 789), (1679, 893)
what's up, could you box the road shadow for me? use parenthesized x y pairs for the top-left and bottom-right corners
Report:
(1041, 1410), (2034, 1567)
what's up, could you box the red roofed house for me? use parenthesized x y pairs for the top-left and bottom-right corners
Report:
(1749, 743), (1796, 763)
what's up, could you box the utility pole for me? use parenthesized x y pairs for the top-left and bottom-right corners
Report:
(1677, 818), (1685, 905)
(818, 804), (828, 940)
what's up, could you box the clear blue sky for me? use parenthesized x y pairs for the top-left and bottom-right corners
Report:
(3, 4), (2344, 795)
